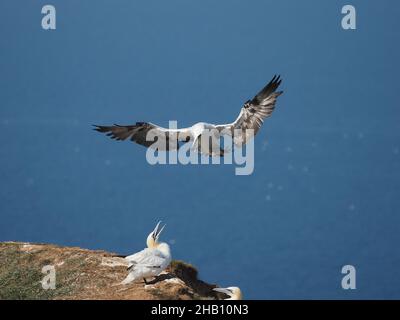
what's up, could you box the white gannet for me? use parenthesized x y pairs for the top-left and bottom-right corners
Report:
(122, 221), (171, 285)
(94, 75), (283, 156)
(213, 286), (243, 300)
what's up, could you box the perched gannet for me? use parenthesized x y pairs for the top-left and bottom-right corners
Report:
(213, 287), (243, 300)
(122, 221), (171, 285)
(95, 75), (283, 156)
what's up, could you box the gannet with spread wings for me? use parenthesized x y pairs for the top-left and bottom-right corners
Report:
(95, 75), (283, 156)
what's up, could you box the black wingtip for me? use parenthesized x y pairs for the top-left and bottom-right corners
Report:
(272, 74), (281, 83)
(93, 125), (112, 133)
(250, 74), (283, 104)
(267, 75), (282, 89)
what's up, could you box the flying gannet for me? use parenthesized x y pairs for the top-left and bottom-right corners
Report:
(122, 221), (171, 285)
(213, 286), (243, 300)
(94, 75), (283, 156)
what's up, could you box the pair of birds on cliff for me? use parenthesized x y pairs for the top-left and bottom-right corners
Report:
(121, 221), (242, 300)
(96, 75), (283, 300)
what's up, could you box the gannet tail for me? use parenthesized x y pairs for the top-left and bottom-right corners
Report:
(121, 273), (138, 285)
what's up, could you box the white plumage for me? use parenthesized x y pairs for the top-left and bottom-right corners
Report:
(122, 222), (171, 285)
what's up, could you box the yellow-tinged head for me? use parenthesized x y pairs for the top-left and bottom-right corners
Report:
(213, 286), (243, 300)
(146, 221), (166, 249)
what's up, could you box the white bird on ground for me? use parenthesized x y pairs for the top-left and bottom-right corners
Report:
(213, 286), (243, 300)
(94, 75), (283, 156)
(121, 221), (171, 285)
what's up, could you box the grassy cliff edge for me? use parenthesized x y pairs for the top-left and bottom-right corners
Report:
(0, 242), (220, 300)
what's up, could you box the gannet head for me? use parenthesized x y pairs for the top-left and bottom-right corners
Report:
(213, 286), (243, 300)
(146, 221), (166, 249)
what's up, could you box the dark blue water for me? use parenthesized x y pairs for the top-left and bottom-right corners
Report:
(1, 1), (399, 299)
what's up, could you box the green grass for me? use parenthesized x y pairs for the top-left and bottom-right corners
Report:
(0, 244), (71, 300)
(169, 260), (198, 280)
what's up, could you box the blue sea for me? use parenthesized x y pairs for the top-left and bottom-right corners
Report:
(1, 1), (399, 299)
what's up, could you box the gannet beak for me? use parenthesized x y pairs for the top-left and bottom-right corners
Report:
(156, 224), (166, 241)
(213, 287), (232, 295)
(152, 221), (166, 241)
(153, 221), (161, 233)
(152, 221), (161, 241)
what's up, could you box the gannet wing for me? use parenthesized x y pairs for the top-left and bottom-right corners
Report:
(217, 75), (283, 146)
(126, 248), (167, 270)
(125, 250), (145, 264)
(94, 122), (192, 151)
(126, 248), (147, 270)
